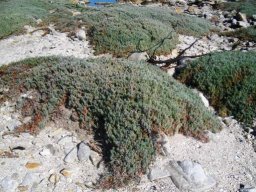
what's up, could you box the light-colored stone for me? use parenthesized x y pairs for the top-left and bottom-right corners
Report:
(198, 92), (209, 108)
(60, 168), (72, 177)
(21, 173), (40, 186)
(48, 174), (60, 184)
(237, 12), (247, 22)
(75, 29), (86, 41)
(240, 187), (256, 192)
(238, 21), (250, 28)
(128, 52), (149, 61)
(64, 147), (78, 163)
(168, 160), (216, 192)
(0, 176), (18, 192)
(148, 164), (171, 181)
(77, 142), (91, 162)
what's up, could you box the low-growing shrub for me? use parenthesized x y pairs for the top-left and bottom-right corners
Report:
(217, 0), (256, 17)
(0, 0), (72, 39)
(68, 5), (213, 57)
(174, 51), (256, 126)
(0, 56), (221, 186)
(222, 26), (256, 42)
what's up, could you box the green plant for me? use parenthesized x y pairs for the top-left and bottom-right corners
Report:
(218, 0), (256, 17)
(174, 51), (256, 126)
(0, 0), (73, 39)
(222, 26), (256, 42)
(0, 56), (221, 186)
(68, 5), (213, 57)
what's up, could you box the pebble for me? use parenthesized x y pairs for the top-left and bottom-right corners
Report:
(0, 176), (18, 192)
(48, 174), (60, 184)
(75, 29), (86, 41)
(60, 168), (72, 177)
(25, 162), (41, 170)
(77, 142), (91, 162)
(64, 147), (78, 163)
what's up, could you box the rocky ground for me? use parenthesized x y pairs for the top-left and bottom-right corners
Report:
(0, 0), (256, 192)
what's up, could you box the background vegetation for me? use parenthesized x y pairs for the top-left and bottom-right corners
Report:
(0, 56), (221, 186)
(218, 0), (256, 17)
(0, 0), (213, 56)
(174, 51), (256, 126)
(222, 26), (256, 42)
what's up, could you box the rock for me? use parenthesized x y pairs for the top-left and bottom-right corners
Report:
(198, 92), (209, 108)
(64, 147), (78, 163)
(168, 160), (216, 192)
(252, 15), (256, 21)
(3, 118), (22, 131)
(148, 164), (171, 181)
(39, 148), (51, 156)
(48, 174), (60, 184)
(58, 135), (73, 146)
(240, 186), (256, 192)
(60, 168), (72, 177)
(39, 144), (56, 156)
(75, 29), (86, 41)
(238, 21), (250, 28)
(128, 52), (149, 61)
(77, 142), (91, 162)
(25, 162), (41, 170)
(237, 12), (247, 22)
(232, 18), (238, 26)
(21, 173), (40, 186)
(0, 176), (18, 192)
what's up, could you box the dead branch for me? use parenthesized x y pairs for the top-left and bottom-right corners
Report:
(147, 38), (208, 69)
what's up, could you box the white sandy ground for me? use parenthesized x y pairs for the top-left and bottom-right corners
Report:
(0, 26), (93, 67)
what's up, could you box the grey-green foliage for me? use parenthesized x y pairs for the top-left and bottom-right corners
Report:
(69, 5), (213, 57)
(219, 0), (256, 17)
(174, 51), (256, 126)
(0, 56), (221, 185)
(222, 26), (256, 42)
(0, 0), (71, 39)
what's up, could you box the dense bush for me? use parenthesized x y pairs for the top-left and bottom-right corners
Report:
(217, 0), (256, 17)
(0, 56), (221, 185)
(222, 26), (256, 42)
(174, 51), (256, 126)
(0, 0), (71, 39)
(69, 5), (213, 57)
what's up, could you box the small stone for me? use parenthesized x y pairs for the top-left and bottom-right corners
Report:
(237, 12), (247, 22)
(21, 173), (39, 186)
(75, 29), (86, 40)
(240, 187), (256, 192)
(17, 185), (29, 192)
(0, 176), (18, 192)
(60, 168), (72, 177)
(48, 174), (59, 184)
(168, 160), (216, 191)
(25, 162), (41, 170)
(64, 147), (78, 163)
(148, 164), (171, 181)
(232, 19), (238, 26)
(238, 21), (250, 28)
(77, 142), (91, 162)
(39, 148), (51, 156)
(128, 52), (149, 61)
(58, 135), (73, 146)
